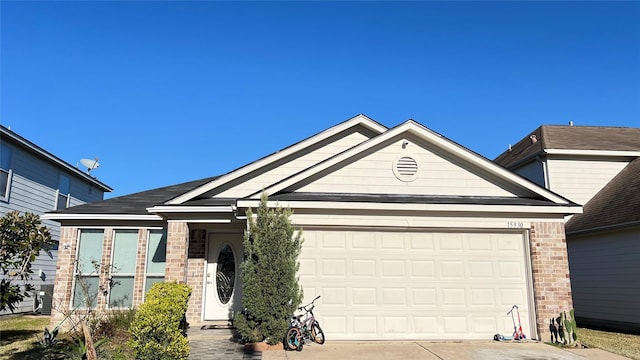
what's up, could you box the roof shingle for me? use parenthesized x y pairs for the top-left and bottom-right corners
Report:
(566, 158), (640, 234)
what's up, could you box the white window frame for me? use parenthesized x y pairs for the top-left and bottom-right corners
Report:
(0, 143), (13, 201)
(142, 229), (167, 301)
(55, 174), (71, 210)
(71, 228), (104, 309)
(0, 168), (12, 201)
(108, 229), (139, 309)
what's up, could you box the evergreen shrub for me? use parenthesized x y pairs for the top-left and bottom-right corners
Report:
(235, 193), (303, 344)
(128, 282), (192, 360)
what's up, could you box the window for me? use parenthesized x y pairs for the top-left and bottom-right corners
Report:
(0, 143), (13, 200)
(144, 230), (166, 296)
(109, 230), (139, 308)
(56, 174), (70, 209)
(73, 229), (104, 308)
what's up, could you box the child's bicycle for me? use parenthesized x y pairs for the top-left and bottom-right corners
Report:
(284, 295), (325, 351)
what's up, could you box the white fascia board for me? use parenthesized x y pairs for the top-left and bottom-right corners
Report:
(41, 213), (162, 221)
(146, 206), (233, 213)
(545, 149), (640, 157)
(260, 121), (571, 205)
(166, 115), (387, 205)
(167, 219), (231, 224)
(236, 200), (583, 215)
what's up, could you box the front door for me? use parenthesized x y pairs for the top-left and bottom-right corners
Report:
(204, 233), (243, 320)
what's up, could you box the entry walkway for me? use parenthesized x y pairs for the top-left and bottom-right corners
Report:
(187, 326), (261, 360)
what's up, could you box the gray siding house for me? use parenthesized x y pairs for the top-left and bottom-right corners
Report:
(1, 125), (112, 314)
(495, 124), (640, 333)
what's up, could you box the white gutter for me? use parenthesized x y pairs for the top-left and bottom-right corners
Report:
(42, 213), (163, 221)
(545, 149), (640, 157)
(236, 200), (583, 215)
(146, 206), (234, 213)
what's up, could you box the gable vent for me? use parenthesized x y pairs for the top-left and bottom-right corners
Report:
(393, 156), (419, 182)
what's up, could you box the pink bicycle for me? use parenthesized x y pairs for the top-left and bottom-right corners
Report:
(285, 295), (325, 351)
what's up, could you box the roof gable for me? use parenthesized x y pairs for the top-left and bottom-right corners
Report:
(256, 120), (573, 205)
(167, 114), (387, 204)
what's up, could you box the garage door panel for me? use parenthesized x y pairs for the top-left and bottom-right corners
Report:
(299, 230), (532, 340)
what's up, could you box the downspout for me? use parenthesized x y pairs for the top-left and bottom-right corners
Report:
(536, 155), (550, 189)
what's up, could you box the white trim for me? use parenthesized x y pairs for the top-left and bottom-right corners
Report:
(545, 149), (640, 157)
(167, 219), (231, 224)
(146, 206), (234, 213)
(258, 121), (572, 204)
(0, 168), (12, 201)
(236, 199), (582, 215)
(42, 213), (163, 221)
(167, 115), (387, 205)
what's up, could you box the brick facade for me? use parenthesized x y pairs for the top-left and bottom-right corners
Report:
(529, 222), (573, 341)
(166, 221), (189, 282)
(51, 221), (574, 340)
(50, 226), (79, 326)
(185, 229), (207, 325)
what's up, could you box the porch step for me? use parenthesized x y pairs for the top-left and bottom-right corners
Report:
(193, 320), (235, 330)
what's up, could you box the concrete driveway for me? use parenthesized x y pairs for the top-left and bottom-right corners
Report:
(262, 340), (631, 360)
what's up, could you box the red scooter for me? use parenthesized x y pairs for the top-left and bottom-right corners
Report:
(507, 304), (527, 340)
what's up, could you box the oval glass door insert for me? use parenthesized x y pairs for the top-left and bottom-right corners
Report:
(216, 244), (235, 304)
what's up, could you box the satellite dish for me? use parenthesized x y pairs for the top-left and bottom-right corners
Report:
(79, 157), (100, 175)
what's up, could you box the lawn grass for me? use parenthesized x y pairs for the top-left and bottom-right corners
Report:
(578, 327), (640, 360)
(0, 315), (50, 359)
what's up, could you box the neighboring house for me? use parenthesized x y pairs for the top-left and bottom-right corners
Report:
(495, 124), (640, 333)
(0, 125), (112, 315)
(44, 115), (580, 341)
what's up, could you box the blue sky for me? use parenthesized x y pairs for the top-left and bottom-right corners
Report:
(1, 1), (639, 198)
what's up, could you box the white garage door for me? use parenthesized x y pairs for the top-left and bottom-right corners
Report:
(298, 230), (533, 340)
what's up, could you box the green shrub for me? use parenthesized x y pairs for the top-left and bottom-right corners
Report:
(235, 193), (303, 345)
(128, 282), (192, 360)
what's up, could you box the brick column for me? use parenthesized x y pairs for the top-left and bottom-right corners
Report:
(186, 229), (207, 325)
(50, 226), (79, 327)
(133, 229), (149, 306)
(530, 222), (573, 341)
(166, 221), (189, 283)
(97, 228), (114, 310)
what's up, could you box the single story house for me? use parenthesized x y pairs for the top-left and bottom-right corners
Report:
(494, 124), (640, 333)
(44, 115), (581, 341)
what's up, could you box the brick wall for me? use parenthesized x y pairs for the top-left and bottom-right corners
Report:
(166, 221), (188, 282)
(185, 229), (207, 325)
(530, 222), (573, 341)
(133, 229), (149, 306)
(50, 226), (78, 326)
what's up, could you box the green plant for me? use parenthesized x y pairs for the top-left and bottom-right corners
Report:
(555, 309), (578, 345)
(0, 211), (54, 312)
(95, 308), (137, 339)
(234, 192), (303, 345)
(128, 282), (192, 360)
(67, 335), (107, 360)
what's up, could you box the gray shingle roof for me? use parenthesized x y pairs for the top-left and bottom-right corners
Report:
(48, 176), (218, 215)
(495, 125), (640, 168)
(566, 158), (640, 234)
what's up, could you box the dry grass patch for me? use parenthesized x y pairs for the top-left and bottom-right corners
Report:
(0, 315), (50, 359)
(578, 327), (640, 360)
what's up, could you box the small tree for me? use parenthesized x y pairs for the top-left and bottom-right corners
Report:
(235, 193), (303, 344)
(0, 211), (54, 312)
